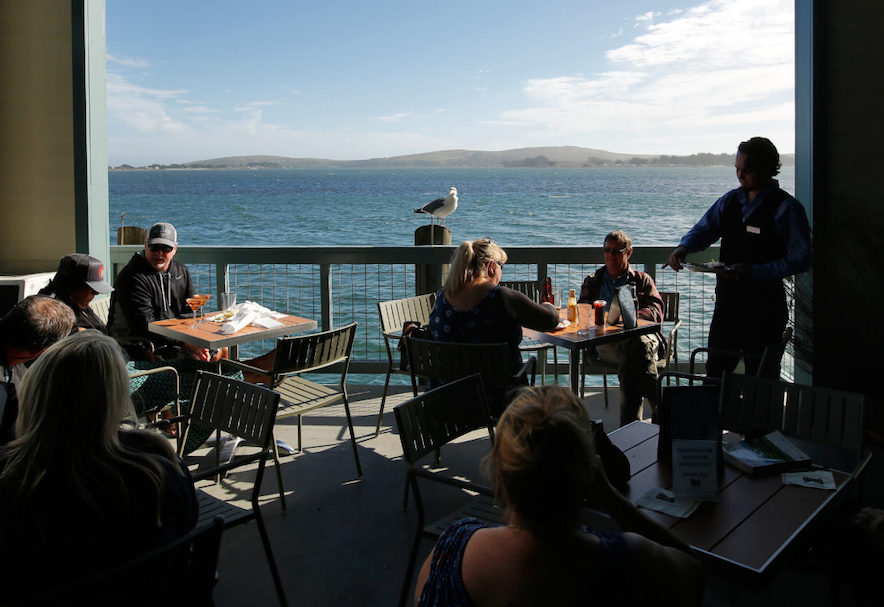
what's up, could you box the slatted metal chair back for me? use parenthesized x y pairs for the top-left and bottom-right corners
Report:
(395, 374), (494, 465)
(91, 295), (112, 324)
(719, 372), (866, 453)
(660, 291), (680, 323)
(500, 280), (542, 303)
(272, 322), (357, 378)
(378, 293), (436, 336)
(188, 370), (281, 448)
(404, 337), (510, 390)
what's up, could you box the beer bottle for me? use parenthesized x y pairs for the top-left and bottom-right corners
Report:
(567, 289), (578, 323)
(541, 277), (554, 304)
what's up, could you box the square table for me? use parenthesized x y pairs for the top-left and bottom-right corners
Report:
(608, 421), (864, 580)
(149, 312), (317, 358)
(521, 303), (660, 395)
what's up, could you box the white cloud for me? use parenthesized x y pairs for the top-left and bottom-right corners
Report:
(376, 112), (414, 123)
(106, 53), (150, 68)
(495, 0), (794, 154)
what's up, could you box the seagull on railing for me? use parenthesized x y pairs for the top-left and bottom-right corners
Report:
(414, 186), (458, 227)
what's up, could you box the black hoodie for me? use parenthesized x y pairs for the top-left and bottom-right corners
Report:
(107, 251), (194, 348)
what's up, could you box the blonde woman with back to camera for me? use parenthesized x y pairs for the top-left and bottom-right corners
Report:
(415, 385), (705, 606)
(429, 237), (559, 374)
(0, 331), (197, 597)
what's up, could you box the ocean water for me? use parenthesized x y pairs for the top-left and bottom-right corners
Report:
(108, 166), (795, 247)
(108, 167), (797, 382)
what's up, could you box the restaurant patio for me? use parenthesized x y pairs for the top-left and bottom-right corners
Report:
(200, 381), (881, 607)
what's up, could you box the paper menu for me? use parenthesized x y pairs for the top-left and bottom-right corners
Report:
(672, 439), (719, 501)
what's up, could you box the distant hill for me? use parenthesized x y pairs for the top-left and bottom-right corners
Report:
(113, 146), (794, 170)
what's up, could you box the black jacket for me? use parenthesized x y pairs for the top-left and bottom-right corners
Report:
(107, 252), (194, 348)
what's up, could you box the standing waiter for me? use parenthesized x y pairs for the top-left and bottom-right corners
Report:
(666, 137), (811, 378)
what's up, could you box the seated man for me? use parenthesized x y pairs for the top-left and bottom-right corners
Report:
(578, 230), (665, 426)
(0, 295), (75, 444)
(107, 222), (218, 361)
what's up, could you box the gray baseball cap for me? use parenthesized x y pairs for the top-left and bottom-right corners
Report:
(147, 222), (177, 248)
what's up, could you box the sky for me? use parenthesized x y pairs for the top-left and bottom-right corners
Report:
(106, 0), (795, 166)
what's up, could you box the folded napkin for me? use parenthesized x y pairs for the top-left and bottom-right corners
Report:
(220, 310), (257, 334)
(218, 300), (286, 334)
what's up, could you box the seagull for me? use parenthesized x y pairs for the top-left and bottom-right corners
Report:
(414, 187), (458, 227)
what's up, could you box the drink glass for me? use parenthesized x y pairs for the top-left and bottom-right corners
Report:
(221, 292), (237, 310)
(186, 296), (202, 328)
(194, 293), (211, 324)
(576, 303), (591, 335)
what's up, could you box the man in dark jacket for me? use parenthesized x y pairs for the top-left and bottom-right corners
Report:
(579, 230), (665, 427)
(1, 296), (74, 444)
(108, 222), (211, 361)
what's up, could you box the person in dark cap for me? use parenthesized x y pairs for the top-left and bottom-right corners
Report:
(39, 253), (114, 334)
(666, 137), (811, 378)
(107, 222), (213, 361)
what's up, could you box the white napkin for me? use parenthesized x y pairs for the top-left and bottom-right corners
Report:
(220, 310), (257, 334)
(218, 300), (285, 334)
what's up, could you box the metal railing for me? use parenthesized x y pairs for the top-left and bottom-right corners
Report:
(110, 244), (790, 382)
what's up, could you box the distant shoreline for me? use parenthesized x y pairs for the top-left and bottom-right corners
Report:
(110, 145), (794, 171)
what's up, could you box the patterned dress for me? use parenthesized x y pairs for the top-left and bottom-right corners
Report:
(418, 518), (629, 607)
(429, 286), (523, 373)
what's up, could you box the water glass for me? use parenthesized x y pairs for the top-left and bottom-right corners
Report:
(221, 292), (237, 310)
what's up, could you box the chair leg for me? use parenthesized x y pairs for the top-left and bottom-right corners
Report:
(602, 372), (609, 409)
(272, 431), (286, 511)
(375, 370), (393, 437)
(580, 351), (588, 399)
(553, 347), (559, 382)
(253, 503), (289, 607)
(297, 415), (303, 452)
(399, 529), (423, 607)
(343, 396), (363, 477)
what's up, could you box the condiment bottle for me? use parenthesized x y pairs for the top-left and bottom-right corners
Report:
(541, 277), (554, 305)
(567, 289), (578, 323)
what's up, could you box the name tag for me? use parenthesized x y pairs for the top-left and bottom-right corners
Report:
(746, 225), (761, 235)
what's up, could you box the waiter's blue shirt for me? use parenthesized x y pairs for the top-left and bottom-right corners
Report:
(678, 179), (812, 282)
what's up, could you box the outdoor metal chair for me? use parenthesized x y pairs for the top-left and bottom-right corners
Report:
(719, 372), (867, 465)
(180, 370), (288, 607)
(393, 374), (498, 607)
(690, 326), (793, 378)
(222, 322), (361, 507)
(23, 515), (225, 606)
(376, 293), (436, 435)
(580, 290), (682, 407)
(500, 279), (557, 383)
(402, 336), (535, 419)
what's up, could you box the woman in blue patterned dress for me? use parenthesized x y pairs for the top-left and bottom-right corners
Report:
(429, 238), (558, 373)
(414, 385), (705, 606)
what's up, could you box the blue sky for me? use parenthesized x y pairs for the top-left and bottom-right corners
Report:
(106, 0), (794, 166)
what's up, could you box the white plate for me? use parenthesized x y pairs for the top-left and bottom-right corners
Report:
(684, 262), (729, 274)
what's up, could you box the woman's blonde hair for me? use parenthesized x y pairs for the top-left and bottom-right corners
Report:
(488, 385), (599, 535)
(0, 331), (177, 537)
(443, 238), (508, 295)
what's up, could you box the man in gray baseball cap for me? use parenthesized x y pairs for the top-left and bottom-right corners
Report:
(108, 221), (214, 361)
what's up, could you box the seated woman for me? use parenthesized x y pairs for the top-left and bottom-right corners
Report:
(0, 331), (197, 595)
(415, 385), (704, 607)
(38, 253), (114, 333)
(429, 238), (558, 373)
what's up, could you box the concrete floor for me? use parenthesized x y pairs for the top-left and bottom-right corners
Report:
(195, 379), (874, 607)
